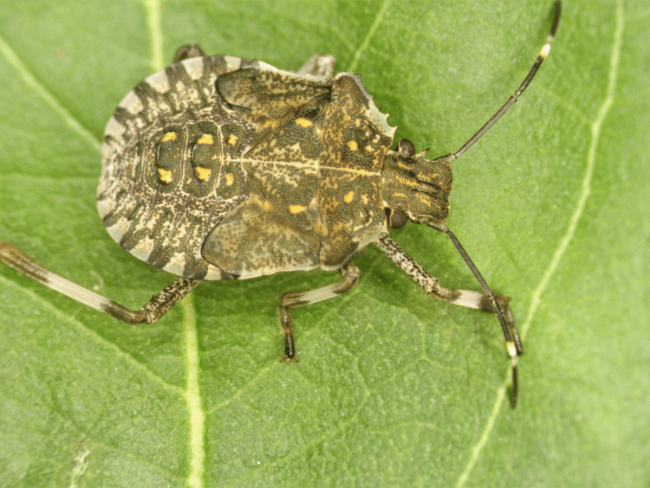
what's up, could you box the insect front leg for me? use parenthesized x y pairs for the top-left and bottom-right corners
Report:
(278, 261), (360, 362)
(375, 232), (522, 407)
(0, 242), (198, 325)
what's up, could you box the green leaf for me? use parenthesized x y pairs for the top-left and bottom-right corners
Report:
(1, 0), (648, 487)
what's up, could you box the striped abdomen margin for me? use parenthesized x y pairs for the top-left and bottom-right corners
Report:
(97, 55), (260, 281)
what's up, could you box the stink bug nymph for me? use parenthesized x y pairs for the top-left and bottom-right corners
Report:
(0, 3), (561, 407)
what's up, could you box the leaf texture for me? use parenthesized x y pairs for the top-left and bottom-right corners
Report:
(0, 0), (648, 486)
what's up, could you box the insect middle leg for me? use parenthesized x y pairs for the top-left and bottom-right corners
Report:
(279, 261), (360, 361)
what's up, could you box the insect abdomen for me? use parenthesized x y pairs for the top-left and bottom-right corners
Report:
(98, 56), (255, 280)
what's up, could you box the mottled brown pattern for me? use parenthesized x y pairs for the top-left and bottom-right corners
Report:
(320, 74), (392, 172)
(381, 149), (453, 224)
(316, 74), (392, 268)
(101, 57), (397, 280)
(246, 106), (325, 164)
(317, 169), (384, 268)
(376, 233), (460, 302)
(99, 55), (256, 280)
(217, 68), (331, 123)
(202, 194), (321, 278)
(140, 277), (200, 324)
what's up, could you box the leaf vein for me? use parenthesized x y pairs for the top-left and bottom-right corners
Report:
(535, 84), (591, 126)
(181, 294), (205, 488)
(206, 290), (346, 417)
(140, 3), (206, 486)
(143, 0), (165, 71)
(0, 274), (185, 396)
(231, 393), (372, 486)
(1, 388), (186, 481)
(454, 1), (625, 486)
(0, 32), (101, 151)
(345, 0), (392, 73)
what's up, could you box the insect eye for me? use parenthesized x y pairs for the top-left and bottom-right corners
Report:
(397, 138), (415, 156)
(389, 208), (408, 229)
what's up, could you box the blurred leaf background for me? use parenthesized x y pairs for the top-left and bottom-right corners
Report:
(0, 0), (648, 486)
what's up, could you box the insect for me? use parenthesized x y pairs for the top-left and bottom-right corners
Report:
(0, 3), (561, 407)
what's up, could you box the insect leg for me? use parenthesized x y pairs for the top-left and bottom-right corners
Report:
(435, 1), (561, 164)
(376, 232), (521, 407)
(297, 54), (336, 77)
(278, 261), (360, 362)
(172, 44), (206, 63)
(0, 241), (199, 325)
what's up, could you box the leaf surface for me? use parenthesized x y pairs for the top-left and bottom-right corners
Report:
(0, 0), (648, 486)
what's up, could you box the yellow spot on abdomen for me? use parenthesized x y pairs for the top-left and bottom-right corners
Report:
(227, 134), (238, 146)
(194, 166), (212, 182)
(197, 133), (214, 145)
(295, 117), (313, 128)
(365, 145), (373, 153)
(225, 173), (234, 186)
(347, 140), (358, 151)
(161, 132), (177, 143)
(343, 190), (354, 204)
(289, 204), (308, 214)
(157, 168), (173, 184)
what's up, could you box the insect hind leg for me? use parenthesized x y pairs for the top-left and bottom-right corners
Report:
(173, 44), (206, 63)
(0, 241), (199, 325)
(279, 261), (360, 362)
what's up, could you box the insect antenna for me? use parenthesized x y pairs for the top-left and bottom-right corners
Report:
(435, 1), (561, 164)
(427, 2), (561, 407)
